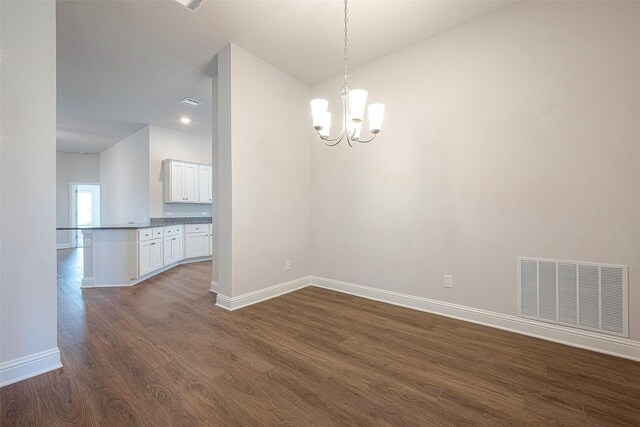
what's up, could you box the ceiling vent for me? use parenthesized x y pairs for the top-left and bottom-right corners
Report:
(180, 98), (202, 107)
(174, 0), (203, 13)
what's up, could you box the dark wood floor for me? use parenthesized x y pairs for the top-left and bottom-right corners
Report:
(2, 249), (640, 426)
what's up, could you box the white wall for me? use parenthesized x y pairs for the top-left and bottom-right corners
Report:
(310, 1), (640, 340)
(216, 44), (311, 297)
(148, 125), (212, 218)
(0, 0), (60, 382)
(99, 126), (149, 224)
(56, 153), (100, 246)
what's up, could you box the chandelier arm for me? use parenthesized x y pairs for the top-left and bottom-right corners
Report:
(352, 132), (378, 144)
(317, 129), (346, 144)
(345, 122), (358, 147)
(346, 134), (353, 147)
(323, 133), (345, 147)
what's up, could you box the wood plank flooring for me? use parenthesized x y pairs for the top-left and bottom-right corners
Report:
(2, 248), (640, 426)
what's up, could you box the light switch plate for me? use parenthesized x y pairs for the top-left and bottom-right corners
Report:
(444, 275), (453, 289)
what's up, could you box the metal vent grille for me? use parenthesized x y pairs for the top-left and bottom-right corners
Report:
(175, 0), (203, 12)
(186, 0), (202, 12)
(180, 97), (202, 107)
(517, 257), (628, 337)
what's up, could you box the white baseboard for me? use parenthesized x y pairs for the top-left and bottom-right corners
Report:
(211, 281), (219, 293)
(129, 256), (212, 286)
(309, 276), (640, 362)
(81, 278), (95, 289)
(82, 256), (213, 288)
(215, 276), (310, 311)
(0, 348), (62, 388)
(87, 283), (131, 288)
(179, 257), (213, 266)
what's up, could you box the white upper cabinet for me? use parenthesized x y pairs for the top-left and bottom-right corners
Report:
(184, 163), (198, 202)
(198, 165), (213, 204)
(169, 161), (185, 202)
(163, 159), (211, 203)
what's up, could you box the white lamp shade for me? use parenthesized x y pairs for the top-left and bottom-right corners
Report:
(348, 89), (368, 122)
(310, 99), (328, 129)
(348, 121), (362, 139)
(319, 112), (331, 137)
(368, 103), (385, 133)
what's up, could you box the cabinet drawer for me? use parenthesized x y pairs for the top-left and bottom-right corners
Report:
(138, 228), (154, 242)
(152, 227), (164, 238)
(185, 224), (208, 234)
(163, 225), (183, 236)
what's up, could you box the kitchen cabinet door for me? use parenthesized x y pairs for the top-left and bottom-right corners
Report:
(184, 163), (198, 202)
(164, 160), (198, 203)
(170, 161), (186, 202)
(164, 236), (183, 266)
(185, 232), (209, 258)
(209, 224), (213, 256)
(138, 241), (152, 276)
(150, 239), (163, 272)
(198, 165), (212, 203)
(163, 237), (174, 266)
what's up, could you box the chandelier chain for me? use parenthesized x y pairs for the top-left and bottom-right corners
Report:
(343, 0), (349, 84)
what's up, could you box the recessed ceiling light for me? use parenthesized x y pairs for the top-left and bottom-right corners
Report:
(180, 117), (191, 125)
(180, 97), (202, 107)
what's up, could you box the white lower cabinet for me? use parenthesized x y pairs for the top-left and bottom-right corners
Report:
(185, 232), (210, 258)
(138, 238), (163, 277)
(138, 223), (212, 279)
(163, 235), (183, 266)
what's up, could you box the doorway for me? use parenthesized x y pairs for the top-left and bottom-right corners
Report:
(70, 183), (100, 248)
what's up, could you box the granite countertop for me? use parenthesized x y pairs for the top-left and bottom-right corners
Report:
(57, 217), (212, 231)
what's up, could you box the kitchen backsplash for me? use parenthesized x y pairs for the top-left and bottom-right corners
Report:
(150, 217), (212, 226)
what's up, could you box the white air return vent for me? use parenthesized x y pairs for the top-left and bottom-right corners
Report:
(517, 257), (628, 337)
(175, 0), (203, 12)
(180, 97), (202, 107)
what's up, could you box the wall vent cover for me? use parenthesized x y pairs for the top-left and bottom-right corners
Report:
(175, 0), (203, 12)
(180, 97), (202, 107)
(518, 257), (628, 337)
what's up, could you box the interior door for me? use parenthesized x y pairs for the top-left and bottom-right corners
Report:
(71, 183), (100, 248)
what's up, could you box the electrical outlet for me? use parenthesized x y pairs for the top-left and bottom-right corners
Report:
(444, 275), (453, 289)
(284, 260), (291, 271)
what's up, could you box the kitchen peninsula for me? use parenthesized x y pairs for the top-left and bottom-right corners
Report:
(58, 217), (212, 288)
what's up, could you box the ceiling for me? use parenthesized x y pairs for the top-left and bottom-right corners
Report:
(56, 0), (515, 153)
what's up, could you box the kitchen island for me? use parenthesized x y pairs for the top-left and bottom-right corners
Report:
(57, 217), (212, 288)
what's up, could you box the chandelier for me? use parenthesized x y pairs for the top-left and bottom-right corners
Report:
(310, 0), (385, 147)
